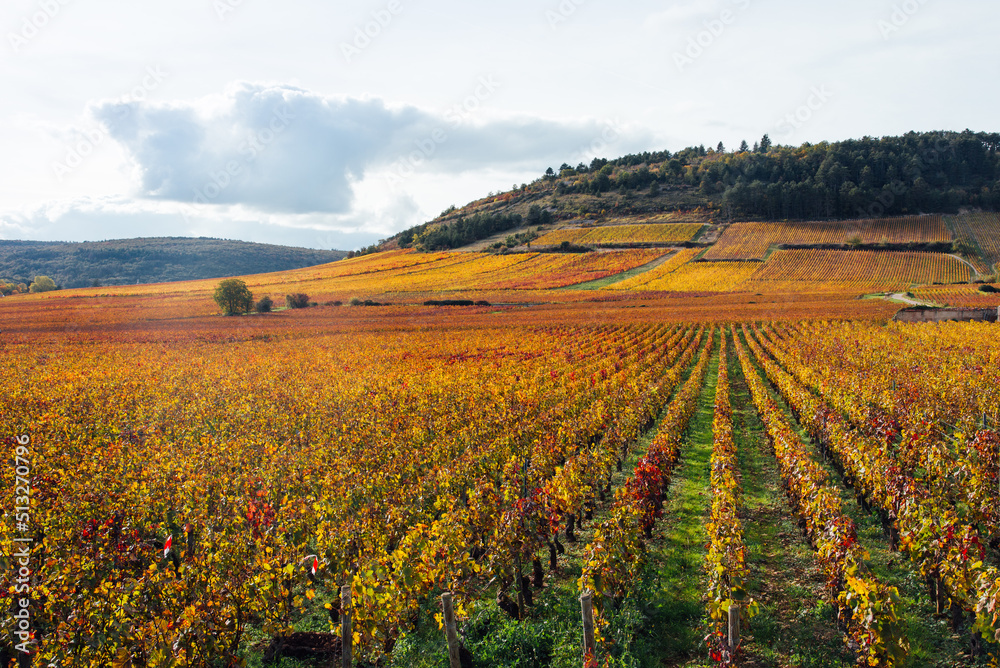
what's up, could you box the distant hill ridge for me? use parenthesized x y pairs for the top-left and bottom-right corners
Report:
(0, 237), (347, 289)
(376, 130), (999, 254)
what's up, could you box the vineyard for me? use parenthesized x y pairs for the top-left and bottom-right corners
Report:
(740, 249), (972, 292)
(703, 217), (951, 260)
(45, 249), (669, 304)
(605, 249), (704, 290)
(606, 249), (972, 294)
(622, 261), (761, 293)
(13, 227), (992, 307)
(2, 282), (1000, 667)
(257, 249), (671, 293)
(948, 212), (1000, 274)
(534, 224), (703, 247)
(2, 209), (1000, 667)
(910, 284), (1000, 308)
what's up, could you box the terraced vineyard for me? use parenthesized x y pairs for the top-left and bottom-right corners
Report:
(535, 223), (703, 247)
(306, 248), (670, 292)
(632, 261), (761, 293)
(948, 212), (1000, 274)
(606, 248), (703, 290)
(704, 217), (951, 260)
(606, 248), (973, 295)
(742, 249), (972, 292)
(911, 283), (1000, 307)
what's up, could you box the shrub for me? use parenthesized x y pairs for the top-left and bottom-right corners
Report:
(953, 238), (976, 256)
(979, 284), (999, 293)
(29, 276), (58, 293)
(213, 279), (254, 316)
(255, 296), (273, 313)
(285, 293), (310, 309)
(424, 300), (474, 306)
(0, 281), (25, 296)
(349, 297), (362, 306)
(546, 241), (590, 254)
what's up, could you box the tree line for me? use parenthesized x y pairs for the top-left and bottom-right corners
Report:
(0, 238), (347, 289)
(400, 212), (526, 250)
(1, 276), (58, 295)
(547, 131), (1000, 220)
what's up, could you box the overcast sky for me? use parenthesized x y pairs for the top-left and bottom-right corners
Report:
(0, 0), (995, 250)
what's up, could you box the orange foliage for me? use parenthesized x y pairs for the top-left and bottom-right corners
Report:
(705, 216), (950, 260)
(948, 212), (1000, 273)
(535, 224), (702, 247)
(743, 249), (971, 292)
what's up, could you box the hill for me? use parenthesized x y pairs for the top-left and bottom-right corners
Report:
(0, 237), (347, 289)
(377, 130), (999, 254)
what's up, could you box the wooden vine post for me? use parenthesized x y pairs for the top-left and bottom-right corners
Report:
(728, 602), (741, 653)
(514, 553), (525, 620)
(515, 454), (529, 621)
(580, 590), (597, 666)
(441, 592), (462, 668)
(341, 585), (353, 668)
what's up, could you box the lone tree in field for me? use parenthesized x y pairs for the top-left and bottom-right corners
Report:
(29, 276), (58, 293)
(214, 279), (254, 315)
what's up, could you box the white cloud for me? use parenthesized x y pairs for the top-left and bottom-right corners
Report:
(91, 82), (651, 217)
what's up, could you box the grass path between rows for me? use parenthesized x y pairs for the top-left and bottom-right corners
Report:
(638, 333), (720, 665)
(561, 251), (678, 290)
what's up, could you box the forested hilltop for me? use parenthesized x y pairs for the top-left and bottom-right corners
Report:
(380, 130), (1000, 252)
(0, 237), (346, 289)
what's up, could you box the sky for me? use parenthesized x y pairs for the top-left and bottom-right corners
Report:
(0, 0), (996, 251)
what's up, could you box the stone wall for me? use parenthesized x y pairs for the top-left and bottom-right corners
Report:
(894, 307), (999, 323)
